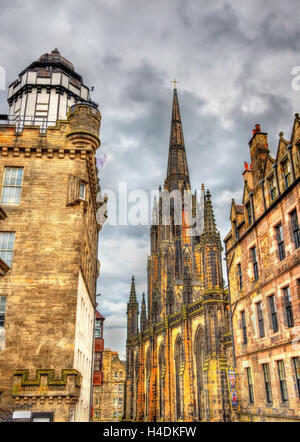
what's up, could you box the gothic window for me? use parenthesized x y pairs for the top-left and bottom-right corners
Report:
(133, 352), (139, 420)
(1, 167), (23, 205)
(145, 348), (151, 418)
(158, 343), (166, 420)
(275, 223), (285, 261)
(174, 335), (184, 420)
(283, 287), (294, 328)
(194, 327), (206, 421)
(290, 209), (300, 249)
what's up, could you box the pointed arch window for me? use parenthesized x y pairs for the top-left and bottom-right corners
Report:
(158, 343), (166, 420)
(194, 327), (206, 421)
(133, 352), (139, 420)
(174, 335), (185, 420)
(145, 348), (151, 418)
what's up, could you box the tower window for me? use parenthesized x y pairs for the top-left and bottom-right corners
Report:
(268, 295), (278, 333)
(283, 287), (294, 327)
(290, 210), (300, 249)
(275, 224), (285, 261)
(1, 168), (24, 205)
(233, 221), (239, 240)
(282, 159), (292, 189)
(262, 363), (272, 403)
(292, 357), (300, 399)
(0, 296), (7, 328)
(0, 232), (15, 267)
(251, 246), (259, 280)
(256, 302), (265, 338)
(241, 311), (247, 345)
(246, 367), (254, 403)
(268, 175), (277, 201)
(277, 360), (288, 403)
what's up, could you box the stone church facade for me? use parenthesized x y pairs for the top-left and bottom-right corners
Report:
(124, 89), (235, 422)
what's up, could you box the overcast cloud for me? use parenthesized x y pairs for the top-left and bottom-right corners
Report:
(1, 0), (300, 358)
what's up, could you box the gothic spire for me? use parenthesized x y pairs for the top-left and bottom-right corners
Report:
(127, 275), (139, 337)
(129, 275), (137, 305)
(166, 87), (191, 192)
(140, 292), (147, 331)
(200, 190), (222, 248)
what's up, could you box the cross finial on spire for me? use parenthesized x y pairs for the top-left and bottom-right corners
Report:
(171, 78), (179, 89)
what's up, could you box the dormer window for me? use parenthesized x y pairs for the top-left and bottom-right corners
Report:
(282, 158), (292, 189)
(233, 221), (239, 241)
(246, 202), (252, 226)
(268, 175), (277, 201)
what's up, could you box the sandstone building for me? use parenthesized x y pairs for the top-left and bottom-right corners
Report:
(92, 309), (105, 421)
(0, 50), (105, 421)
(96, 349), (125, 421)
(224, 120), (300, 421)
(124, 88), (236, 422)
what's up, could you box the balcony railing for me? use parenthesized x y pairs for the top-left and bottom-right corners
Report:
(0, 114), (57, 134)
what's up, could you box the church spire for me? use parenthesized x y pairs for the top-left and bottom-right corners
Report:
(201, 190), (220, 244)
(166, 87), (191, 192)
(127, 275), (139, 337)
(129, 275), (137, 304)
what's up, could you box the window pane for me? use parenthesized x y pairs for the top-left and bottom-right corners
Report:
(1, 168), (23, 205)
(0, 233), (15, 267)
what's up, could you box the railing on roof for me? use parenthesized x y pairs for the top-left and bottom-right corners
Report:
(0, 114), (57, 134)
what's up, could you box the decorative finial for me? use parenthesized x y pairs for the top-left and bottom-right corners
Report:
(171, 78), (179, 89)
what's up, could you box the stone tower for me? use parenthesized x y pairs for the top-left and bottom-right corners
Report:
(0, 50), (106, 422)
(124, 87), (233, 422)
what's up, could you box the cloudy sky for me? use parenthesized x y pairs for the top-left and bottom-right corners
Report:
(1, 0), (300, 357)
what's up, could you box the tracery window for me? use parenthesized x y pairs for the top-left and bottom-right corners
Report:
(194, 327), (206, 421)
(174, 335), (184, 420)
(158, 343), (166, 420)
